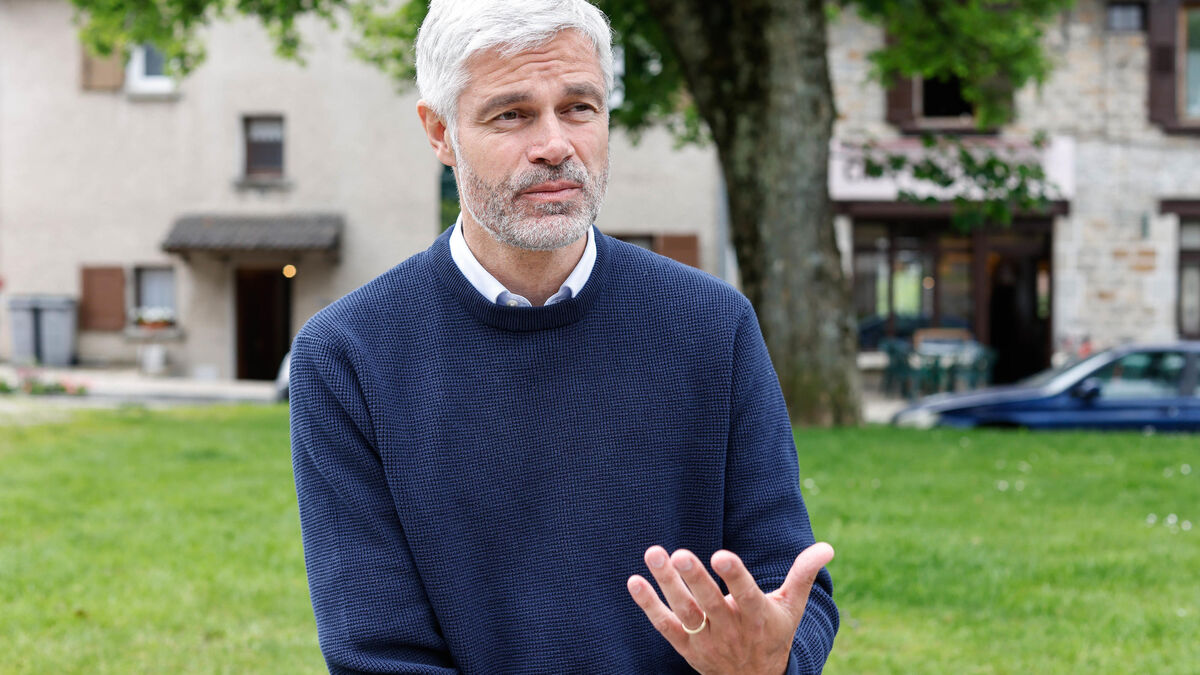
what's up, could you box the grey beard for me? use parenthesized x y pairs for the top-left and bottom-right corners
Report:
(457, 157), (609, 252)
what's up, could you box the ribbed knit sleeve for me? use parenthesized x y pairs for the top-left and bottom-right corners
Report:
(290, 326), (458, 674)
(723, 305), (839, 674)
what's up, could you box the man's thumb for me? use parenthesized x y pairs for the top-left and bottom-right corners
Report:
(777, 542), (835, 616)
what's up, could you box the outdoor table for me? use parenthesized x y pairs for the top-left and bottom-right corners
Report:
(907, 340), (989, 396)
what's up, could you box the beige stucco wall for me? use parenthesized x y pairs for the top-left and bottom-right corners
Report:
(0, 0), (722, 378)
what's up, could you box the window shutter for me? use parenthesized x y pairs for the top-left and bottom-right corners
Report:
(79, 267), (126, 331)
(654, 234), (701, 268)
(886, 75), (917, 131)
(1148, 0), (1179, 128)
(80, 49), (125, 91)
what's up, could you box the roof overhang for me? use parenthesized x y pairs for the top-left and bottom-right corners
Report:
(163, 213), (343, 259)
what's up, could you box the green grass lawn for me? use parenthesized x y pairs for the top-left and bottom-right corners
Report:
(0, 405), (322, 674)
(1, 406), (1197, 673)
(801, 426), (1200, 674)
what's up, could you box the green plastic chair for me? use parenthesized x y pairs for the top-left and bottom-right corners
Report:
(879, 338), (913, 397)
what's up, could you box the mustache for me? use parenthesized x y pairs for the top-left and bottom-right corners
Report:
(509, 162), (591, 194)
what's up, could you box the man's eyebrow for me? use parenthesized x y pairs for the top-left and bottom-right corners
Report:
(477, 92), (534, 118)
(564, 83), (605, 104)
(477, 84), (606, 118)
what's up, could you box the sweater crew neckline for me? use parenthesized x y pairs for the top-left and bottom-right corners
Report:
(429, 226), (610, 332)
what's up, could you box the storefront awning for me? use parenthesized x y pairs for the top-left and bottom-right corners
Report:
(162, 213), (343, 254)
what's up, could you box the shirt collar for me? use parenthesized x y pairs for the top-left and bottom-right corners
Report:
(447, 214), (596, 307)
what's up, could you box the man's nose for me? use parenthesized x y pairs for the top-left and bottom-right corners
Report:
(526, 116), (574, 166)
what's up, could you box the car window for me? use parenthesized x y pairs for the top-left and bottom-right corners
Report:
(1090, 351), (1187, 399)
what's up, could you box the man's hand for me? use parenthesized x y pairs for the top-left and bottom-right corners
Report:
(627, 542), (835, 675)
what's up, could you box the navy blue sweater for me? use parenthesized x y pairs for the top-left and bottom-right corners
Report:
(290, 228), (838, 673)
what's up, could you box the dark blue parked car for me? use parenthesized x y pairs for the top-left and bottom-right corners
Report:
(892, 342), (1200, 430)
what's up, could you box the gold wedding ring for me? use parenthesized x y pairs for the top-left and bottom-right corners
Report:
(681, 612), (708, 635)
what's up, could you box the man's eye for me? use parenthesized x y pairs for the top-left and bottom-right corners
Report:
(495, 111), (520, 121)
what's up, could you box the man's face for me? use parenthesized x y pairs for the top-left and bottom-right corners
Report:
(452, 30), (610, 251)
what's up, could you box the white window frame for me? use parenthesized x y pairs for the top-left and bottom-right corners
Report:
(125, 44), (177, 98)
(130, 265), (178, 328)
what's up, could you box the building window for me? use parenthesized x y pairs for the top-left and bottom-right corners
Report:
(125, 44), (176, 98)
(1148, 1), (1200, 132)
(244, 116), (285, 178)
(134, 267), (177, 327)
(1180, 221), (1200, 338)
(920, 75), (974, 120)
(1186, 6), (1200, 120)
(1107, 2), (1146, 32)
(886, 74), (999, 134)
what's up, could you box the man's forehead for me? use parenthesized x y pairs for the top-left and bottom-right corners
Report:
(461, 30), (603, 92)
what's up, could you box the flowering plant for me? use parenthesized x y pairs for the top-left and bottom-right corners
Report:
(135, 306), (176, 327)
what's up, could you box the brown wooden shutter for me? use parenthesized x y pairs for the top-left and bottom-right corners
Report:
(79, 267), (126, 331)
(80, 49), (125, 91)
(886, 75), (917, 132)
(654, 234), (701, 268)
(1148, 0), (1180, 129)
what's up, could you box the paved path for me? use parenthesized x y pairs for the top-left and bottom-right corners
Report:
(861, 392), (907, 425)
(0, 364), (905, 424)
(0, 365), (277, 407)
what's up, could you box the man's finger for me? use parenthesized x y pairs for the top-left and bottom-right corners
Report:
(644, 547), (707, 632)
(670, 548), (731, 623)
(774, 542), (835, 618)
(626, 575), (688, 651)
(710, 549), (767, 617)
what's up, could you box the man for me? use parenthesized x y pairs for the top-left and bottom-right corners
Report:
(289, 0), (838, 672)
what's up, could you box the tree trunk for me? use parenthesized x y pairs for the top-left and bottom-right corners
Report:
(643, 0), (860, 426)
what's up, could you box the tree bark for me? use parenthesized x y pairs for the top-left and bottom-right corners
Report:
(643, 0), (860, 426)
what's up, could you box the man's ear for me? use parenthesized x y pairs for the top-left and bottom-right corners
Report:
(417, 100), (456, 167)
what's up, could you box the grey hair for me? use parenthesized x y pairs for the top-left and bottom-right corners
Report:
(415, 0), (614, 142)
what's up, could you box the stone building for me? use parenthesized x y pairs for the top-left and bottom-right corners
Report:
(0, 0), (724, 379)
(829, 0), (1200, 382)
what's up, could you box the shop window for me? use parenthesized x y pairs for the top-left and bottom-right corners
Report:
(852, 224), (970, 351)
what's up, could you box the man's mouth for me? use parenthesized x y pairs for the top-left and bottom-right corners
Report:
(518, 181), (583, 202)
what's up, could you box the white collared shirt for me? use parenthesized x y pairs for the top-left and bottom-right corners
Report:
(448, 214), (596, 307)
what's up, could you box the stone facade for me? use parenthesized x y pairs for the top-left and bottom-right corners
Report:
(828, 0), (1200, 355)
